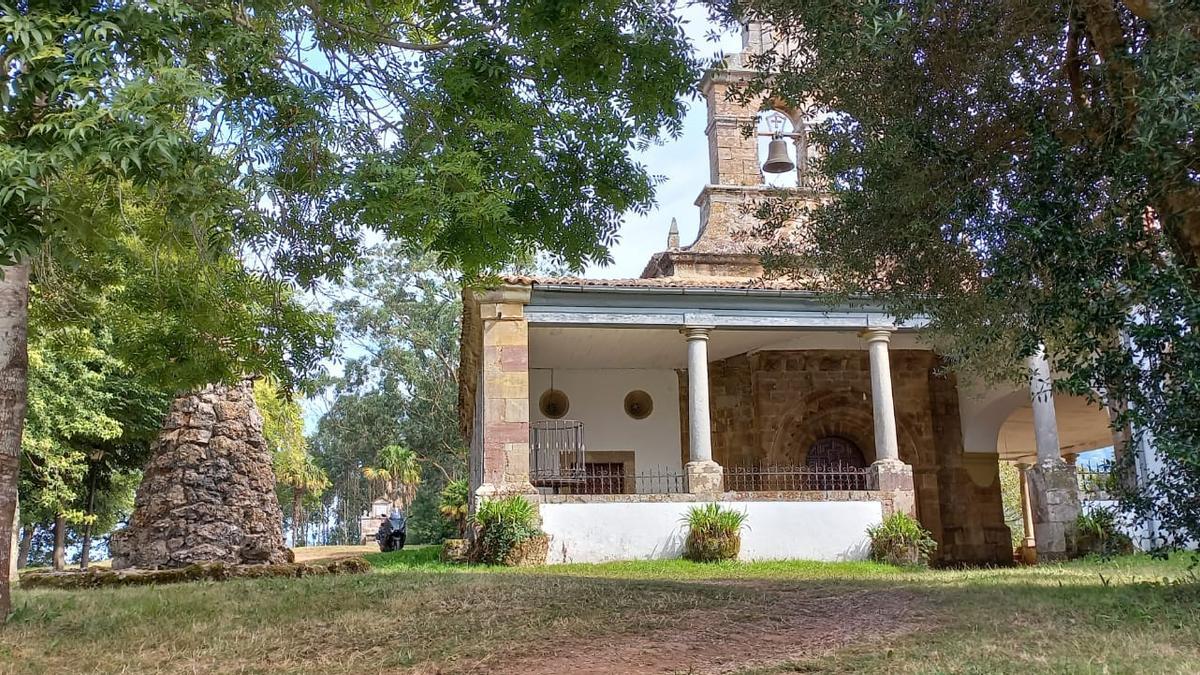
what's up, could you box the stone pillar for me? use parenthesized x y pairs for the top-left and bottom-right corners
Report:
(1024, 349), (1081, 560)
(1017, 462), (1037, 564)
(475, 286), (537, 499)
(863, 328), (914, 494)
(683, 325), (722, 495)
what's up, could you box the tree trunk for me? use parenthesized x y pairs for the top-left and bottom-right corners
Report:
(292, 491), (303, 547)
(52, 513), (66, 572)
(0, 261), (30, 618)
(80, 463), (98, 570)
(16, 525), (32, 569)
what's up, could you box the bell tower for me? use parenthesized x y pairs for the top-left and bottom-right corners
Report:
(641, 22), (815, 280)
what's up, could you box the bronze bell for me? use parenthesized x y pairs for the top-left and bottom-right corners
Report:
(762, 135), (795, 174)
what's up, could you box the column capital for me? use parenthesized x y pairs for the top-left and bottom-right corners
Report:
(681, 325), (714, 341)
(860, 326), (895, 343)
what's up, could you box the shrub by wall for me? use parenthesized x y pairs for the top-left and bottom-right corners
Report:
(683, 503), (748, 562)
(868, 513), (937, 567)
(472, 496), (547, 566)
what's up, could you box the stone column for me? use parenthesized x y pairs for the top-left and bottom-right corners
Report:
(1024, 348), (1081, 560)
(1017, 462), (1037, 564)
(475, 286), (537, 499)
(683, 325), (722, 495)
(862, 328), (914, 493)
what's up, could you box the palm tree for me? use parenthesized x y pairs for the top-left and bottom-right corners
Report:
(363, 444), (421, 511)
(438, 478), (470, 536)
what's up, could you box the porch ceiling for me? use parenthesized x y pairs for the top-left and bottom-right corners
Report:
(996, 395), (1113, 461)
(528, 326), (929, 369)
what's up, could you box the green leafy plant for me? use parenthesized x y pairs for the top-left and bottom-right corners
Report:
(472, 496), (545, 565)
(867, 513), (938, 567)
(438, 479), (470, 536)
(1076, 508), (1135, 558)
(682, 503), (748, 563)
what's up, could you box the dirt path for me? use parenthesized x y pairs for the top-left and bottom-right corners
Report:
(290, 544), (380, 563)
(479, 583), (928, 675)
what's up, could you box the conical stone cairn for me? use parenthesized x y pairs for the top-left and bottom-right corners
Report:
(111, 381), (291, 569)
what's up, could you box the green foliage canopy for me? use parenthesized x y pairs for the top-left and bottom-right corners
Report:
(714, 0), (1200, 549)
(2, 0), (701, 277)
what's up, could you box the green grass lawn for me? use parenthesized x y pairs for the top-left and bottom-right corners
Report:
(2, 550), (1197, 674)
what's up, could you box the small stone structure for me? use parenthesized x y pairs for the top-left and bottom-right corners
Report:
(111, 381), (291, 569)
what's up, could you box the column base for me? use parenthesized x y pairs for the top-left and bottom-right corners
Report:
(870, 461), (915, 517)
(1027, 459), (1081, 560)
(685, 461), (723, 497)
(869, 460), (914, 491)
(1018, 537), (1038, 565)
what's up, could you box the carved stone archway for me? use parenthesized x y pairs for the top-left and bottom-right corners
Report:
(806, 436), (867, 469)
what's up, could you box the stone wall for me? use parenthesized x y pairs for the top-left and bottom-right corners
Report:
(710, 354), (757, 467)
(110, 382), (290, 569)
(703, 349), (1011, 565)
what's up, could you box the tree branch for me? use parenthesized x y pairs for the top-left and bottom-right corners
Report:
(304, 3), (453, 52)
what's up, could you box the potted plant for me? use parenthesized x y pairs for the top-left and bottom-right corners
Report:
(867, 513), (937, 567)
(438, 479), (471, 562)
(472, 495), (548, 566)
(683, 503), (748, 562)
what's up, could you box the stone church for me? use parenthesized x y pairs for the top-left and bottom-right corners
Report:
(459, 24), (1112, 565)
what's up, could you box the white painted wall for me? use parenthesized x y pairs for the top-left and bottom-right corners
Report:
(529, 368), (682, 475)
(540, 500), (881, 564)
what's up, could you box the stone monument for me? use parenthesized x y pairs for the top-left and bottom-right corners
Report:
(111, 381), (291, 569)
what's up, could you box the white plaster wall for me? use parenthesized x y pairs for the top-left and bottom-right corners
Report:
(540, 501), (881, 564)
(529, 368), (682, 474)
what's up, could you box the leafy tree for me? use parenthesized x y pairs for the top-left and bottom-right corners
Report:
(1, 0), (696, 615)
(254, 380), (329, 547)
(715, 1), (1200, 549)
(310, 244), (467, 544)
(20, 326), (170, 570)
(309, 388), (402, 545)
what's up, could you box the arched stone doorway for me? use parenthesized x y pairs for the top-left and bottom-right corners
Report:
(806, 436), (867, 469)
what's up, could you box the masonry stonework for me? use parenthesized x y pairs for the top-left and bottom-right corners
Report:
(110, 382), (290, 569)
(473, 286), (537, 498)
(703, 349), (1011, 565)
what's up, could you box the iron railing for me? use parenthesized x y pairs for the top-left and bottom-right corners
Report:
(723, 464), (874, 492)
(529, 419), (586, 488)
(1077, 469), (1115, 501)
(547, 465), (689, 496)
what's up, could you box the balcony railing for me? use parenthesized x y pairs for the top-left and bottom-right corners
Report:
(723, 464), (874, 492)
(529, 419), (586, 489)
(538, 465), (689, 496)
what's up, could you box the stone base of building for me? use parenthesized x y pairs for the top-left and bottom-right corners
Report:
(1028, 459), (1081, 560)
(475, 482), (540, 500)
(685, 461), (724, 496)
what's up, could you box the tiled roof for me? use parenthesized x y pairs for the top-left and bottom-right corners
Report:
(500, 274), (823, 292)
